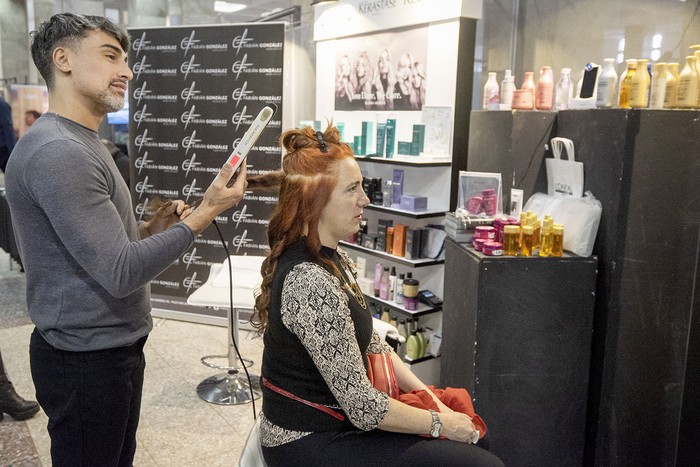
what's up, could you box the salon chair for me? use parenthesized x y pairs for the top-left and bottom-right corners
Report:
(187, 255), (265, 405)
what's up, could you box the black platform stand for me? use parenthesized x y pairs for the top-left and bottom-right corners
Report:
(441, 238), (597, 467)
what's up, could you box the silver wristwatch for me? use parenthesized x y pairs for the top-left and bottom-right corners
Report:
(428, 409), (442, 438)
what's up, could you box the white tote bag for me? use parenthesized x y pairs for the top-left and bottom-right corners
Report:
(546, 137), (584, 198)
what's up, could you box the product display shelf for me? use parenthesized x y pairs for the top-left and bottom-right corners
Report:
(365, 294), (441, 318)
(364, 204), (447, 219)
(339, 241), (444, 268)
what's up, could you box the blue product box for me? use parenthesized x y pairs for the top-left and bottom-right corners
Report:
(400, 194), (428, 211)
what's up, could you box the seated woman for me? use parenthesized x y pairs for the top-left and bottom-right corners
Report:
(247, 124), (503, 467)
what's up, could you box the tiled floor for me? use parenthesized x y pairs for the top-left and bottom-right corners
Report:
(0, 250), (264, 466)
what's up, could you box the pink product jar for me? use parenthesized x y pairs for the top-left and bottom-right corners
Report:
(473, 238), (486, 251)
(482, 241), (504, 256)
(466, 196), (483, 215)
(474, 226), (496, 241)
(404, 296), (419, 310)
(482, 189), (497, 216)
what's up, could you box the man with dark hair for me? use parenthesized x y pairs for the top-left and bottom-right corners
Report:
(4, 13), (248, 466)
(24, 110), (42, 128)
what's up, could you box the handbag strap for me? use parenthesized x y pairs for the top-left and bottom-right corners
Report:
(262, 377), (346, 421)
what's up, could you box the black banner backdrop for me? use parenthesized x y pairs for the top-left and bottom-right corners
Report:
(127, 24), (284, 320)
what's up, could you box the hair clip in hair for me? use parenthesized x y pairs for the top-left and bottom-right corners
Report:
(315, 131), (328, 153)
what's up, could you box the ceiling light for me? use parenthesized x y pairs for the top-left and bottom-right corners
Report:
(214, 1), (246, 14)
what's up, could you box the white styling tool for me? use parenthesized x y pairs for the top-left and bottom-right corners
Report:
(223, 103), (277, 183)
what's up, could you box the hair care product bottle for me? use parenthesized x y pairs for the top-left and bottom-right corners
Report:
(380, 307), (391, 323)
(396, 273), (405, 305)
(664, 63), (679, 108)
(379, 267), (390, 300)
(536, 66), (554, 110)
(629, 59), (650, 108)
(385, 226), (394, 254)
(521, 71), (536, 106)
(416, 327), (427, 358)
(676, 55), (699, 108)
(501, 69), (515, 108)
(520, 224), (534, 256)
(555, 68), (573, 110)
(552, 224), (565, 257)
(398, 319), (407, 339)
(483, 72), (500, 109)
(649, 62), (668, 109)
(390, 315), (398, 329)
(596, 58), (618, 108)
(503, 225), (520, 256)
(406, 330), (420, 360)
(404, 318), (412, 339)
(374, 261), (383, 297)
(618, 59), (637, 108)
(388, 267), (397, 302)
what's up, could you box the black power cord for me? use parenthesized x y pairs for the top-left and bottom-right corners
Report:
(212, 218), (257, 420)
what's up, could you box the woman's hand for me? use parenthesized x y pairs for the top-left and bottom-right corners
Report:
(438, 410), (478, 443)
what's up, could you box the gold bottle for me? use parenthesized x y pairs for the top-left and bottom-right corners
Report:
(618, 59), (637, 109)
(677, 55), (699, 109)
(540, 225), (553, 257)
(552, 224), (565, 257)
(503, 225), (520, 256)
(664, 63), (679, 108)
(629, 59), (650, 108)
(520, 225), (534, 257)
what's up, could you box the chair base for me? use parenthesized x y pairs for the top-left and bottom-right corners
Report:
(197, 371), (262, 405)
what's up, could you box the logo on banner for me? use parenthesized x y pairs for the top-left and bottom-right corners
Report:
(133, 104), (152, 128)
(232, 229), (253, 253)
(134, 129), (153, 153)
(181, 105), (201, 129)
(181, 55), (201, 80)
(182, 130), (202, 155)
(132, 56), (151, 80)
(135, 175), (154, 199)
(232, 81), (254, 107)
(132, 32), (151, 56)
(232, 54), (252, 80)
(183, 271), (202, 293)
(181, 30), (200, 55)
(182, 178), (204, 202)
(135, 197), (152, 221)
(182, 153), (202, 177)
(182, 247), (203, 270)
(133, 55), (176, 79)
(181, 82), (201, 105)
(231, 106), (253, 131)
(135, 151), (155, 174)
(133, 81), (152, 105)
(232, 204), (253, 228)
(232, 29), (253, 55)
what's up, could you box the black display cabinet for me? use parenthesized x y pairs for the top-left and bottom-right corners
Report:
(463, 109), (700, 466)
(441, 239), (597, 467)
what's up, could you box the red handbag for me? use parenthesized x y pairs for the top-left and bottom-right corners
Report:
(366, 352), (400, 399)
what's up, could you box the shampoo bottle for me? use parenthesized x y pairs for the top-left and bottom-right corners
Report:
(596, 58), (618, 108)
(388, 266), (397, 302)
(483, 72), (500, 109)
(536, 66), (554, 110)
(379, 267), (390, 300)
(555, 68), (573, 110)
(501, 69), (515, 108)
(664, 63), (678, 108)
(649, 62), (668, 109)
(629, 58), (650, 108)
(374, 261), (383, 297)
(395, 273), (405, 305)
(405, 329), (421, 360)
(677, 55), (699, 108)
(416, 327), (427, 358)
(522, 71), (537, 104)
(618, 59), (637, 108)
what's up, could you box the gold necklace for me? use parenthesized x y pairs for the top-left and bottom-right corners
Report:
(338, 253), (367, 309)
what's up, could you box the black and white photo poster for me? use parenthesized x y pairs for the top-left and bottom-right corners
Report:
(334, 26), (428, 112)
(127, 24), (284, 317)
